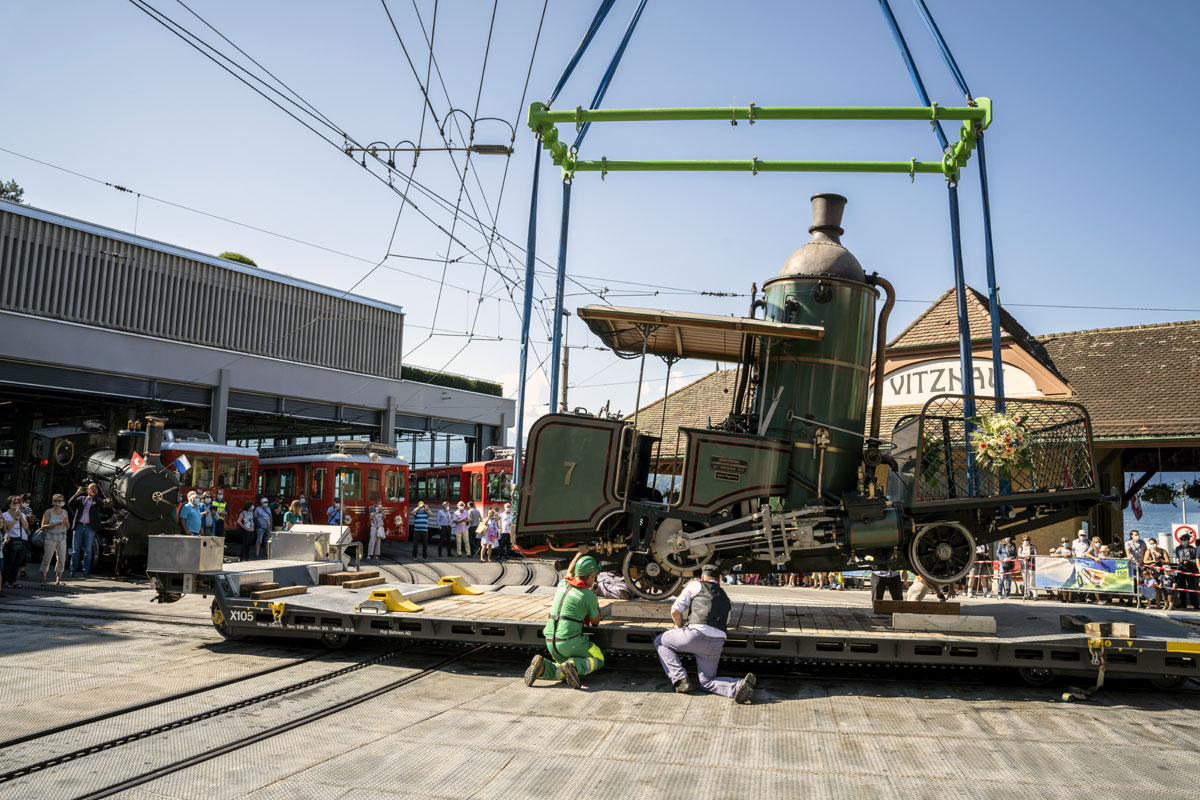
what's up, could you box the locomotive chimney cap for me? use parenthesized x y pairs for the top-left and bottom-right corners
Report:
(775, 193), (866, 283)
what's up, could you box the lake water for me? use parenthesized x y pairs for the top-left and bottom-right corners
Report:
(1120, 472), (1197, 550)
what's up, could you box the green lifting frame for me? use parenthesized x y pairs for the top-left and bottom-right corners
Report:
(527, 99), (991, 181)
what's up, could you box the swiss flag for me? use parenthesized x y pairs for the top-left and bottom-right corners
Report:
(1130, 487), (1143, 521)
(130, 451), (145, 471)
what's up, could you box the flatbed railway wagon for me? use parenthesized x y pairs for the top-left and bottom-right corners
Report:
(145, 545), (1200, 688)
(258, 441), (409, 543)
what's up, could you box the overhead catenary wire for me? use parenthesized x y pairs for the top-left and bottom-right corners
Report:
(380, 0), (566, 360)
(335, 0), (559, 412)
(4, 144), (1195, 318)
(514, 0), (631, 485)
(548, 0), (651, 416)
(126, 0), (549, 399)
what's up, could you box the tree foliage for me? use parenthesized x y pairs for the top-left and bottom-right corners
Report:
(0, 179), (25, 204)
(218, 251), (257, 266)
(403, 365), (503, 396)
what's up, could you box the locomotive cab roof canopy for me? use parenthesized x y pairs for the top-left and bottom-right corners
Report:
(577, 305), (824, 361)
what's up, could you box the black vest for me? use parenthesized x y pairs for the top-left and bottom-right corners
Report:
(687, 580), (732, 632)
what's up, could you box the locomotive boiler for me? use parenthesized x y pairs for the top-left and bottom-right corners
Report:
(514, 194), (1104, 599)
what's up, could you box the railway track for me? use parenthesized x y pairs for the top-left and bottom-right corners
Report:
(0, 602), (212, 629)
(355, 551), (553, 592)
(1, 644), (489, 799)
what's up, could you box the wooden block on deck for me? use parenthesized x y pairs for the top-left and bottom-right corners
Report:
(320, 570), (380, 586)
(239, 581), (279, 597)
(1109, 622), (1137, 638)
(1069, 620), (1137, 638)
(892, 613), (996, 634)
(249, 585), (308, 600)
(343, 576), (386, 590)
(1060, 614), (1092, 632)
(604, 601), (673, 621)
(873, 600), (960, 616)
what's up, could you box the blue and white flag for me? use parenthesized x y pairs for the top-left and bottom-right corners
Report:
(172, 454), (191, 474)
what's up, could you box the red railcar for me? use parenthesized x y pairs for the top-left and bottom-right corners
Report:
(408, 456), (513, 518)
(407, 464), (465, 507)
(257, 441), (409, 543)
(461, 457), (513, 517)
(160, 429), (259, 525)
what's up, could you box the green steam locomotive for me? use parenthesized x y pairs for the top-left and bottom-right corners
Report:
(514, 194), (1102, 599)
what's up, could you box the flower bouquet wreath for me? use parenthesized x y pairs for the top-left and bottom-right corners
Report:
(968, 411), (1033, 478)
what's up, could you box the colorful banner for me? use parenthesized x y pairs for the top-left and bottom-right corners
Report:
(1033, 556), (1135, 594)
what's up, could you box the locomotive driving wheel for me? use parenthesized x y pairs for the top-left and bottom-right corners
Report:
(652, 518), (713, 576)
(908, 521), (976, 584)
(621, 550), (684, 601)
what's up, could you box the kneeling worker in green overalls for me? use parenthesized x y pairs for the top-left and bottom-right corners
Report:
(524, 548), (604, 689)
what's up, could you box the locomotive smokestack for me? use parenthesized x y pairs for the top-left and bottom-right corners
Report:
(775, 192), (866, 283)
(808, 192), (846, 239)
(144, 415), (166, 466)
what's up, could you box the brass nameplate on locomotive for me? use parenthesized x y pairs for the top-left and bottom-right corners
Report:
(710, 456), (748, 483)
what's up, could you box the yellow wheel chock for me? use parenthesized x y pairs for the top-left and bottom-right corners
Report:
(356, 588), (424, 613)
(437, 575), (483, 595)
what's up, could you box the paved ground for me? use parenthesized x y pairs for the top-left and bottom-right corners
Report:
(2, 551), (1199, 799)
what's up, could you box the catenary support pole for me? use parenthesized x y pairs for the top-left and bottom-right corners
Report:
(877, 0), (975, 493)
(547, 0), (650, 419)
(910, 0), (1005, 404)
(548, 180), (572, 412)
(512, 152), (541, 489)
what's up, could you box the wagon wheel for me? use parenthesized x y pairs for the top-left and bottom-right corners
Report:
(211, 600), (245, 640)
(1147, 674), (1186, 691)
(908, 522), (976, 584)
(320, 631), (353, 650)
(621, 550), (683, 601)
(1018, 667), (1055, 687)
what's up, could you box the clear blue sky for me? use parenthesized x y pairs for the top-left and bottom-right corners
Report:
(4, 1), (1199, 435)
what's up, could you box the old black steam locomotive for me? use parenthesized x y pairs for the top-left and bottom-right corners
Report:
(514, 194), (1103, 599)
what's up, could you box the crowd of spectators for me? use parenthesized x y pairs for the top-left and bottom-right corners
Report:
(714, 527), (1200, 610)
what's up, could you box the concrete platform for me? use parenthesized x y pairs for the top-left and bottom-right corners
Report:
(5, 557), (1200, 798)
(2, 587), (1200, 800)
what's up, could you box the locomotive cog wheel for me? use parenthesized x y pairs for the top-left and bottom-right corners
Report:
(651, 518), (713, 576)
(908, 521), (976, 584)
(621, 550), (684, 601)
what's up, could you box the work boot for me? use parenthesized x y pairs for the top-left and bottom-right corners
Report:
(524, 654), (544, 687)
(559, 659), (582, 690)
(673, 678), (695, 694)
(734, 672), (757, 704)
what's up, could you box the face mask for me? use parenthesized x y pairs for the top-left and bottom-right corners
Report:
(217, 494), (223, 499)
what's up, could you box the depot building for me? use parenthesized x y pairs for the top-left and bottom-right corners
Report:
(0, 199), (514, 495)
(630, 286), (1200, 548)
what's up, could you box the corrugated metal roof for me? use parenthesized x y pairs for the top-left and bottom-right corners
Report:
(1, 200), (404, 315)
(578, 305), (823, 362)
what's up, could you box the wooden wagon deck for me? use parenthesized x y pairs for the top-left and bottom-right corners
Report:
(148, 560), (1200, 680)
